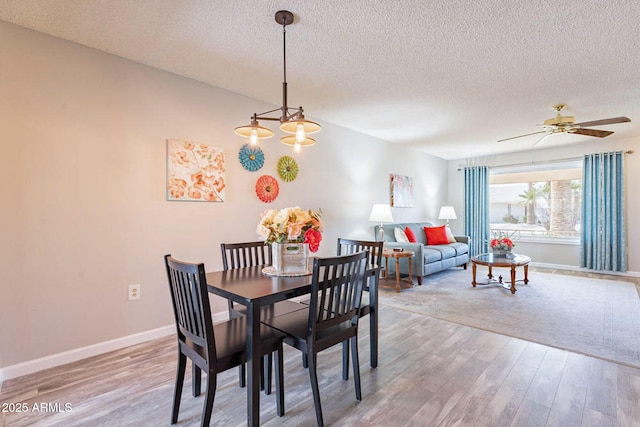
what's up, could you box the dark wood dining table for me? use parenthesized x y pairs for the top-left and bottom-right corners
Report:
(205, 263), (380, 426)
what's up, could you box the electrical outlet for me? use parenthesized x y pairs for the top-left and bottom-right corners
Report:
(128, 284), (141, 300)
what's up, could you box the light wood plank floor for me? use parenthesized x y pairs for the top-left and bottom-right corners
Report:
(2, 304), (639, 426)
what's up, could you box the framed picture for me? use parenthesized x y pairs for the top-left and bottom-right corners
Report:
(390, 174), (413, 207)
(166, 139), (226, 202)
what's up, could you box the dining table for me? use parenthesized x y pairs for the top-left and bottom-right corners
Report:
(205, 263), (380, 426)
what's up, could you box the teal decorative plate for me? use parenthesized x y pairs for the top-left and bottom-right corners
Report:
(238, 144), (265, 171)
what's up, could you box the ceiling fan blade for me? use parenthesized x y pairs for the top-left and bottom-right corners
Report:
(532, 133), (552, 147)
(497, 130), (547, 143)
(573, 116), (630, 127)
(572, 128), (614, 138)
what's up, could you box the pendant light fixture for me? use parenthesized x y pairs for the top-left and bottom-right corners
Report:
(234, 10), (320, 153)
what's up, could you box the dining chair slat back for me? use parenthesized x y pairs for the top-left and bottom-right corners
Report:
(220, 241), (304, 394)
(164, 254), (285, 426)
(263, 251), (369, 427)
(221, 241), (272, 270)
(311, 253), (367, 332)
(336, 238), (383, 377)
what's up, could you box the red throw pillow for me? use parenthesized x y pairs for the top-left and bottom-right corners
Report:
(404, 226), (417, 243)
(424, 225), (449, 245)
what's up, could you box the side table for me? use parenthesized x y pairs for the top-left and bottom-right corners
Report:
(381, 249), (415, 293)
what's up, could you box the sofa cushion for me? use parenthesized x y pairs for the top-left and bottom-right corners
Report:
(404, 226), (417, 243)
(426, 245), (457, 260)
(449, 242), (469, 255)
(423, 248), (443, 263)
(445, 226), (457, 243)
(424, 225), (449, 245)
(394, 227), (409, 243)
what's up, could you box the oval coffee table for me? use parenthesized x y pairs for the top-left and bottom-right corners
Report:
(471, 253), (531, 294)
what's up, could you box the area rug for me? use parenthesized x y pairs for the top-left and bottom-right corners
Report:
(378, 267), (640, 368)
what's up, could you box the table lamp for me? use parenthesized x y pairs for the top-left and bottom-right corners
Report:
(369, 204), (394, 243)
(438, 206), (457, 226)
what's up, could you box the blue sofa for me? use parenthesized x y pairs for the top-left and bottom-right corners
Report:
(375, 222), (469, 285)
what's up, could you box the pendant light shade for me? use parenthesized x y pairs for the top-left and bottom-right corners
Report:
(280, 135), (316, 147)
(234, 10), (320, 151)
(279, 118), (321, 135)
(234, 119), (275, 140)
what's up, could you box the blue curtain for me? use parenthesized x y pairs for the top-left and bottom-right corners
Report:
(464, 166), (489, 257)
(580, 151), (627, 272)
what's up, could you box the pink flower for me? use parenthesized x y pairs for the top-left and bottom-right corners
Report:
(287, 222), (303, 240)
(304, 228), (322, 253)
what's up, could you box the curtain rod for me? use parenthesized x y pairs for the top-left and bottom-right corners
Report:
(457, 150), (634, 171)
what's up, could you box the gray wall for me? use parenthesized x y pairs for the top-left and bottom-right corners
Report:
(0, 21), (448, 369)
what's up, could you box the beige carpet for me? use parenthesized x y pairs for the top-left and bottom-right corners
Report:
(378, 267), (640, 368)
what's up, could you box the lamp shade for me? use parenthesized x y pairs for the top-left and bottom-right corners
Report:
(369, 204), (394, 223)
(438, 206), (457, 220)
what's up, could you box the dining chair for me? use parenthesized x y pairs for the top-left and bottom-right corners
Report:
(164, 254), (286, 426)
(263, 251), (368, 427)
(336, 238), (383, 379)
(221, 241), (306, 392)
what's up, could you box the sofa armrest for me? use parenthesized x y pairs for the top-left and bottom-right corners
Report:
(453, 235), (470, 245)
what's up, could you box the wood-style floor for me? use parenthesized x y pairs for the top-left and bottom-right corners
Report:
(2, 304), (639, 426)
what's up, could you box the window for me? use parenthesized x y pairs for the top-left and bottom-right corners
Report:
(489, 160), (582, 242)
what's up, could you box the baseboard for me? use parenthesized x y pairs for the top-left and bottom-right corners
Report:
(531, 261), (640, 278)
(0, 311), (228, 384)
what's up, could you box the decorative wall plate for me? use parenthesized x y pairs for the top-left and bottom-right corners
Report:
(238, 144), (265, 171)
(277, 155), (298, 182)
(255, 175), (279, 203)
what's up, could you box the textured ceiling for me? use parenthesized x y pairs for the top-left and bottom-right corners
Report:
(1, 0), (639, 160)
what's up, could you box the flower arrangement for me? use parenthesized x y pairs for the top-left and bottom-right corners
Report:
(256, 207), (323, 252)
(490, 231), (516, 251)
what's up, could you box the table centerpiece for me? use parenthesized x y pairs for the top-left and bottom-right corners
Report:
(490, 231), (515, 257)
(256, 207), (323, 275)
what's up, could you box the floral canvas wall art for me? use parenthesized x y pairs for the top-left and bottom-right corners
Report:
(390, 174), (414, 207)
(167, 139), (226, 202)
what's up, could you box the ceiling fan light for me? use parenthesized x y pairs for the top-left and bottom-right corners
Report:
(279, 118), (321, 135)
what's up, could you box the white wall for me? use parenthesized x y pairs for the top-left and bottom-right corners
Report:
(0, 21), (448, 369)
(447, 142), (640, 273)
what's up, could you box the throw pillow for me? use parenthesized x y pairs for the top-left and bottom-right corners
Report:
(394, 227), (409, 243)
(404, 226), (417, 243)
(424, 225), (449, 245)
(445, 226), (457, 243)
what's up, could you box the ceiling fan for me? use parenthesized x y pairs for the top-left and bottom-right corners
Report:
(498, 104), (631, 146)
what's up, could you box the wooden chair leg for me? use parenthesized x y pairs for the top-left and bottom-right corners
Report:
(264, 353), (273, 395)
(351, 335), (362, 401)
(201, 371), (216, 427)
(172, 352), (187, 424)
(192, 364), (201, 397)
(275, 347), (285, 417)
(308, 353), (324, 427)
(342, 341), (350, 380)
(238, 365), (246, 388)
